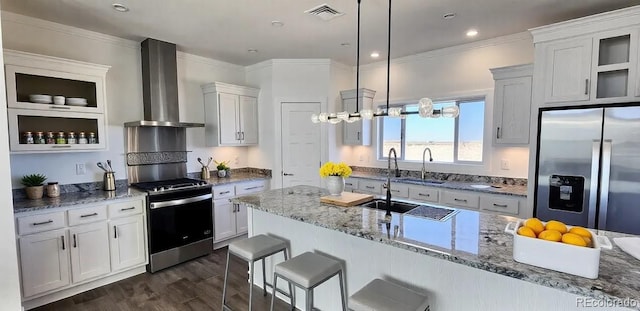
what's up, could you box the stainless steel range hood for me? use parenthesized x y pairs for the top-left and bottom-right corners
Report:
(125, 38), (204, 128)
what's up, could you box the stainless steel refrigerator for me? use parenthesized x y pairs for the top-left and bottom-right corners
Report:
(535, 104), (640, 235)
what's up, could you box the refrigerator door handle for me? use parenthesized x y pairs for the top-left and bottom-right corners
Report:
(598, 140), (612, 229)
(588, 140), (601, 228)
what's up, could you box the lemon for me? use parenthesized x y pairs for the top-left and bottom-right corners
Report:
(569, 226), (592, 239)
(538, 230), (562, 242)
(562, 233), (588, 247)
(545, 220), (568, 234)
(524, 218), (545, 235)
(517, 226), (536, 238)
(583, 236), (593, 247)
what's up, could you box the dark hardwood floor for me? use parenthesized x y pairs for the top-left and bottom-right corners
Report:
(33, 247), (294, 311)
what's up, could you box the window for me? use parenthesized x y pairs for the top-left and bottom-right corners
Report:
(379, 98), (485, 163)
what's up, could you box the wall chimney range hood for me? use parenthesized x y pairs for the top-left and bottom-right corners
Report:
(125, 38), (204, 128)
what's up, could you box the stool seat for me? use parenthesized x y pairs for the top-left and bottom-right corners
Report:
(229, 234), (287, 261)
(349, 279), (430, 311)
(274, 252), (342, 288)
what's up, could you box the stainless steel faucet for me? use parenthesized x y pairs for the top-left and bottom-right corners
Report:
(383, 148), (401, 217)
(421, 147), (433, 180)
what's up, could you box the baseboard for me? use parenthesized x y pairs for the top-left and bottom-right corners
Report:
(22, 265), (146, 310)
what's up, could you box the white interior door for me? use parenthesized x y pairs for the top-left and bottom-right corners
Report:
(281, 103), (321, 188)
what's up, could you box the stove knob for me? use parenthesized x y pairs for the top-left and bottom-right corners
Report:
(152, 187), (158, 192)
(159, 186), (165, 191)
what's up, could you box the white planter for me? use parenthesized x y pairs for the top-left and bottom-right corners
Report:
(325, 176), (345, 196)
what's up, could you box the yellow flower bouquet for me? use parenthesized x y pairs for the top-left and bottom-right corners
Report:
(319, 162), (352, 178)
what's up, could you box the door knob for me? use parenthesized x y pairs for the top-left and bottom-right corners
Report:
(283, 173), (294, 176)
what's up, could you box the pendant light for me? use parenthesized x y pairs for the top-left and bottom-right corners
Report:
(311, 0), (459, 124)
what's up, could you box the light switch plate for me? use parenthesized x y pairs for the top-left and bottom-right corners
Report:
(500, 159), (510, 170)
(76, 163), (86, 175)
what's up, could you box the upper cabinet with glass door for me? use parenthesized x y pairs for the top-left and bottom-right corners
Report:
(4, 50), (110, 153)
(531, 6), (640, 106)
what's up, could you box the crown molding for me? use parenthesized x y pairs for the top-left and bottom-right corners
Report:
(176, 51), (244, 72)
(1, 11), (139, 49)
(359, 32), (532, 72)
(245, 59), (274, 73)
(329, 60), (352, 72)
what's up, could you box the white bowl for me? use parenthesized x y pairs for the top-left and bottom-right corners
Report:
(29, 94), (52, 104)
(53, 96), (65, 105)
(66, 98), (88, 106)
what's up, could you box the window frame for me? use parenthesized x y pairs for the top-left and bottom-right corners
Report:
(377, 97), (486, 165)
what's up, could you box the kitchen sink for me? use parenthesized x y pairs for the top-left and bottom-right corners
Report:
(359, 199), (419, 214)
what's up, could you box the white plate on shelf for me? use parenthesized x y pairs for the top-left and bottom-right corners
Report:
(66, 97), (88, 106)
(65, 102), (89, 107)
(29, 94), (52, 104)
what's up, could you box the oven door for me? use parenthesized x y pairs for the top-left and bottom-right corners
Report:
(148, 192), (213, 254)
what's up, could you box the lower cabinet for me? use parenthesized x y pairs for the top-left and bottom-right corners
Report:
(213, 198), (236, 242)
(19, 228), (70, 298)
(212, 180), (269, 246)
(109, 214), (146, 272)
(15, 197), (147, 301)
(69, 222), (110, 283)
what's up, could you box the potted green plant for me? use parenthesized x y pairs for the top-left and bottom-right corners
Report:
(21, 173), (47, 200)
(215, 160), (230, 178)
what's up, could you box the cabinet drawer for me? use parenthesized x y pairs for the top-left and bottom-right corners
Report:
(388, 183), (409, 198)
(358, 180), (382, 194)
(213, 185), (236, 199)
(408, 186), (439, 203)
(344, 178), (359, 190)
(441, 191), (479, 209)
(235, 180), (267, 195)
(17, 211), (66, 235)
(68, 205), (107, 226)
(480, 196), (519, 215)
(108, 199), (144, 219)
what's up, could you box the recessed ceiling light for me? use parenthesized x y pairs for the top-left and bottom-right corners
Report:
(466, 29), (478, 37)
(443, 13), (456, 20)
(248, 49), (258, 53)
(112, 3), (129, 12)
(271, 21), (284, 27)
(370, 52), (380, 58)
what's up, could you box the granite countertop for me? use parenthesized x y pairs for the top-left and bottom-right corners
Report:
(204, 172), (270, 186)
(349, 173), (527, 197)
(13, 187), (147, 214)
(232, 185), (640, 307)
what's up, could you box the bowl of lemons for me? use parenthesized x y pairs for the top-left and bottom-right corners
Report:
(505, 218), (613, 279)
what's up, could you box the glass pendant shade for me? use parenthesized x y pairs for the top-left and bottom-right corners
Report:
(360, 109), (374, 120)
(442, 105), (460, 118)
(311, 114), (320, 123)
(337, 111), (350, 121)
(318, 112), (329, 122)
(418, 98), (434, 118)
(328, 113), (342, 124)
(346, 114), (361, 123)
(388, 107), (402, 117)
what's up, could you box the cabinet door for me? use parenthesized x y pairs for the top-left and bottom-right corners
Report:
(213, 199), (236, 242)
(235, 203), (248, 235)
(544, 38), (593, 103)
(218, 93), (239, 145)
(19, 228), (70, 297)
(109, 214), (146, 272)
(239, 95), (258, 145)
(494, 76), (532, 144)
(342, 97), (372, 146)
(69, 222), (110, 283)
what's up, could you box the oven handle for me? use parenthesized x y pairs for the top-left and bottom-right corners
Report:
(149, 193), (212, 209)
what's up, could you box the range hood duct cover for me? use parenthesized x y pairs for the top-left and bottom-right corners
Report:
(125, 38), (204, 128)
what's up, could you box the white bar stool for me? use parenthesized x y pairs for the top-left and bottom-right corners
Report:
(349, 278), (430, 311)
(270, 251), (348, 311)
(222, 234), (293, 311)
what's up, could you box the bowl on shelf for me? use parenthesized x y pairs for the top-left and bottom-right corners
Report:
(53, 96), (65, 105)
(66, 97), (88, 106)
(29, 94), (52, 104)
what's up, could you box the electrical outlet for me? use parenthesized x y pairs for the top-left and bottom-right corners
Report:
(500, 159), (510, 170)
(234, 156), (239, 165)
(76, 163), (86, 175)
(359, 154), (364, 162)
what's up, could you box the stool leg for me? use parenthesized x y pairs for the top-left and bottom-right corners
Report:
(262, 258), (267, 297)
(270, 274), (279, 311)
(338, 270), (347, 311)
(305, 288), (312, 311)
(284, 249), (294, 310)
(249, 260), (255, 311)
(221, 250), (231, 310)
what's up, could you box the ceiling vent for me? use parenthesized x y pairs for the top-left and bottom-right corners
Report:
(304, 4), (345, 21)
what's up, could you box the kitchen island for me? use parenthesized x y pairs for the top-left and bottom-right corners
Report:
(232, 185), (640, 311)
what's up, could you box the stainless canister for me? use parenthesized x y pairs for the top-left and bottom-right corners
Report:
(201, 166), (210, 180)
(103, 172), (116, 191)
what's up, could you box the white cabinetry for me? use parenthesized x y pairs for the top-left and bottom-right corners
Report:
(15, 197), (147, 305)
(3, 50), (110, 153)
(202, 82), (260, 146)
(340, 88), (375, 145)
(532, 7), (640, 106)
(491, 64), (533, 145)
(212, 180), (269, 247)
